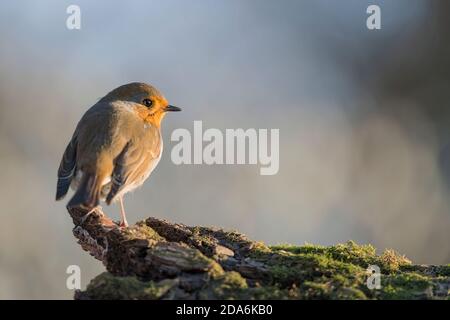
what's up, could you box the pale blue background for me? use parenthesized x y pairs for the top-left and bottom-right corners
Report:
(0, 1), (448, 299)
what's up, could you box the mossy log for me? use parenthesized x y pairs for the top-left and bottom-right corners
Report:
(67, 207), (450, 300)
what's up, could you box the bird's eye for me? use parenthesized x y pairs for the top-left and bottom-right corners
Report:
(142, 99), (153, 108)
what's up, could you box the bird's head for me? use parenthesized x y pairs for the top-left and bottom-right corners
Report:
(101, 82), (181, 126)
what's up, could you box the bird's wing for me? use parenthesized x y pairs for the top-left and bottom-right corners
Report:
(56, 134), (77, 200)
(105, 141), (132, 204)
(105, 134), (160, 204)
(75, 102), (124, 166)
(106, 127), (162, 204)
(65, 102), (130, 209)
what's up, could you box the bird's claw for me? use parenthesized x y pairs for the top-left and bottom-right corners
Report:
(118, 220), (129, 228)
(80, 206), (104, 226)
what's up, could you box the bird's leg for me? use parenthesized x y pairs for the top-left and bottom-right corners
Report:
(118, 196), (129, 228)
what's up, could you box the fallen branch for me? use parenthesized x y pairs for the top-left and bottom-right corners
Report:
(67, 207), (450, 300)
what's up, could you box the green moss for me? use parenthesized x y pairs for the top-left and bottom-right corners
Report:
(271, 243), (327, 255)
(262, 245), (363, 283)
(271, 241), (411, 274)
(208, 260), (226, 278)
(191, 227), (217, 248)
(436, 265), (450, 277)
(256, 241), (427, 299)
(325, 241), (377, 267)
(202, 271), (295, 299)
(199, 271), (254, 299)
(380, 273), (434, 300)
(80, 239), (449, 300)
(84, 272), (176, 300)
(219, 229), (249, 243)
(300, 280), (367, 300)
(248, 286), (293, 300)
(379, 249), (411, 272)
(123, 222), (164, 242)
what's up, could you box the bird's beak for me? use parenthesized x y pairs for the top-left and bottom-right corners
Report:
(164, 105), (181, 112)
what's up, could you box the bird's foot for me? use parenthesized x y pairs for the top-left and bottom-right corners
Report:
(80, 206), (102, 225)
(86, 206), (105, 218)
(92, 206), (105, 217)
(118, 219), (129, 228)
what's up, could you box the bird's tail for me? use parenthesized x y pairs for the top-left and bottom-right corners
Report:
(67, 174), (101, 210)
(56, 176), (72, 201)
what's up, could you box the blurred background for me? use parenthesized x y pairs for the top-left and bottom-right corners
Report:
(0, 0), (449, 299)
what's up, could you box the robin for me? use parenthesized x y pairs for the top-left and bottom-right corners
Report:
(56, 82), (181, 227)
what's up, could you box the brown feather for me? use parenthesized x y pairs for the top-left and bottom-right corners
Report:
(58, 82), (168, 210)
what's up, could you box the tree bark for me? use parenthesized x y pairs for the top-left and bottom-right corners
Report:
(67, 207), (450, 300)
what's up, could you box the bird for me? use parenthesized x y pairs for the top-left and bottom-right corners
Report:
(56, 82), (181, 227)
